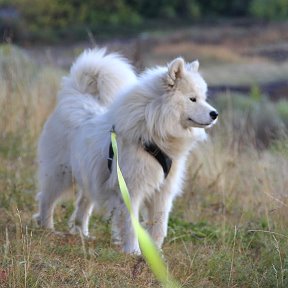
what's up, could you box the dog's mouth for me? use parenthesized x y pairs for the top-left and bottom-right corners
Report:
(188, 118), (213, 128)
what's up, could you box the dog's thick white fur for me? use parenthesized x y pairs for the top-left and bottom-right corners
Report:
(35, 48), (218, 254)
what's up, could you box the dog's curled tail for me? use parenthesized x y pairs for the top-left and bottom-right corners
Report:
(60, 48), (137, 106)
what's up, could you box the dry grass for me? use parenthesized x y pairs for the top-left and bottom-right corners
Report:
(1, 44), (288, 287)
(149, 42), (245, 65)
(0, 45), (62, 137)
(146, 42), (288, 85)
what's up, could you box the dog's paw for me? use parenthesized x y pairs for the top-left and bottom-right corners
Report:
(69, 225), (80, 235)
(69, 225), (95, 240)
(111, 234), (122, 245)
(122, 245), (141, 255)
(32, 213), (41, 226)
(32, 213), (55, 230)
(53, 231), (70, 237)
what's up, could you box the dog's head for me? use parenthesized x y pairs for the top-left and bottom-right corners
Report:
(165, 57), (218, 129)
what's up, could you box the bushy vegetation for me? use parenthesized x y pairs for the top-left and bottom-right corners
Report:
(0, 44), (288, 287)
(0, 0), (288, 42)
(250, 0), (288, 20)
(213, 91), (288, 148)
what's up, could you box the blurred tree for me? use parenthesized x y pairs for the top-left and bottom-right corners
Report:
(250, 0), (288, 20)
(13, 0), (74, 29)
(1, 0), (288, 42)
(176, 0), (201, 19)
(198, 0), (251, 17)
(71, 0), (141, 25)
(126, 0), (200, 19)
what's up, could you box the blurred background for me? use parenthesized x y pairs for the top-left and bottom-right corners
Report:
(1, 1), (288, 287)
(1, 0), (288, 145)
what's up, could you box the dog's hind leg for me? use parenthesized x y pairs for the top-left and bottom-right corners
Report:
(34, 190), (56, 230)
(34, 164), (73, 230)
(69, 192), (94, 237)
(34, 183), (65, 230)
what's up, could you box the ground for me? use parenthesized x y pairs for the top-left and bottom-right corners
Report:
(1, 22), (288, 287)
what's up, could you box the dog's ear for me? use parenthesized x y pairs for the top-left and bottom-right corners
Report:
(167, 57), (185, 86)
(187, 60), (199, 72)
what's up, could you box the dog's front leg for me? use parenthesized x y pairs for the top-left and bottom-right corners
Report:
(117, 195), (141, 255)
(145, 190), (175, 249)
(145, 159), (185, 248)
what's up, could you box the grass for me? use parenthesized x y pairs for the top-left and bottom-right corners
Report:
(1, 44), (288, 287)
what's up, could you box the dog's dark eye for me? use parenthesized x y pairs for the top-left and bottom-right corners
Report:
(190, 97), (196, 102)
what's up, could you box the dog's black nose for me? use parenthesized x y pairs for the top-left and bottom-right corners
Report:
(210, 111), (218, 120)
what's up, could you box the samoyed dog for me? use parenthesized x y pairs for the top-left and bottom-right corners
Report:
(34, 48), (218, 254)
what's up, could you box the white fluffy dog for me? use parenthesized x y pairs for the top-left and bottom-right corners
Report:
(34, 48), (218, 254)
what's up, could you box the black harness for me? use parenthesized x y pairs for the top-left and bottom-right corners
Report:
(108, 141), (172, 178)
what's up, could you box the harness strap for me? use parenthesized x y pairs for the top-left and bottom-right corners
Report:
(143, 142), (172, 178)
(107, 141), (172, 178)
(108, 142), (114, 172)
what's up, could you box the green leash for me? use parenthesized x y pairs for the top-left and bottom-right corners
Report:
(111, 131), (180, 288)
